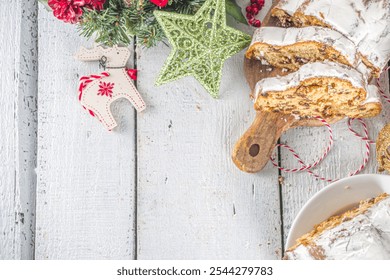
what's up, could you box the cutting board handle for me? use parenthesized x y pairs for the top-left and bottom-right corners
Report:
(232, 111), (296, 173)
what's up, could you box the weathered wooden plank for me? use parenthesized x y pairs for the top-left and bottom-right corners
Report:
(281, 71), (390, 248)
(136, 28), (282, 259)
(0, 0), (38, 260)
(35, 6), (136, 259)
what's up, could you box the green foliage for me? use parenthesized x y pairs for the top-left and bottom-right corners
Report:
(80, 0), (206, 47)
(39, 0), (247, 48)
(225, 0), (247, 24)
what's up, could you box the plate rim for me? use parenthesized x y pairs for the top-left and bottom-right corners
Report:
(285, 173), (390, 250)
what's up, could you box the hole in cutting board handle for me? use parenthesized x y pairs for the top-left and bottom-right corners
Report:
(249, 144), (260, 157)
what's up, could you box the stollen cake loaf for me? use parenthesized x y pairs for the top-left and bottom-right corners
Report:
(254, 61), (381, 119)
(271, 0), (390, 77)
(285, 193), (390, 260)
(376, 123), (390, 173)
(246, 26), (358, 71)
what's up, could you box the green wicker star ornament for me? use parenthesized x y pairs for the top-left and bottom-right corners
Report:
(154, 0), (251, 98)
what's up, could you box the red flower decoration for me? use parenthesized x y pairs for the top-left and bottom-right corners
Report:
(85, 0), (106, 10)
(98, 81), (114, 98)
(127, 69), (137, 80)
(48, 0), (106, 24)
(48, 0), (83, 23)
(149, 0), (168, 8)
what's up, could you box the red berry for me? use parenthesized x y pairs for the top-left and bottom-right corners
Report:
(250, 0), (257, 3)
(253, 20), (261, 27)
(251, 3), (257, 8)
(246, 12), (254, 20)
(257, 0), (265, 5)
(252, 7), (259, 14)
(246, 6), (252, 13)
(248, 18), (255, 24)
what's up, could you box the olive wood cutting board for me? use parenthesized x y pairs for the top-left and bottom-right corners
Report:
(232, 1), (342, 173)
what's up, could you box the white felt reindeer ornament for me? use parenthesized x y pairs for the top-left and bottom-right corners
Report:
(75, 45), (146, 130)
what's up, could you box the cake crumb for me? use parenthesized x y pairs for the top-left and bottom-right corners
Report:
(261, 59), (269, 65)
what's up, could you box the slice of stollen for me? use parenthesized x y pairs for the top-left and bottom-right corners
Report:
(285, 193), (390, 260)
(246, 26), (359, 72)
(254, 61), (382, 120)
(271, 0), (390, 77)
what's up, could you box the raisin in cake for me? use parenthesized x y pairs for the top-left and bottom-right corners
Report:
(271, 0), (390, 77)
(246, 26), (358, 71)
(285, 193), (390, 260)
(254, 61), (381, 119)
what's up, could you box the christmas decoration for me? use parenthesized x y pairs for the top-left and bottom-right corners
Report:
(154, 0), (251, 98)
(126, 69), (137, 80)
(245, 0), (265, 27)
(37, 0), (254, 129)
(150, 0), (169, 8)
(75, 45), (146, 130)
(40, 0), (248, 48)
(47, 0), (106, 23)
(48, 0), (85, 23)
(97, 81), (115, 97)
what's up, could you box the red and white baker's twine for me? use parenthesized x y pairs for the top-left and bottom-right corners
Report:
(272, 66), (390, 182)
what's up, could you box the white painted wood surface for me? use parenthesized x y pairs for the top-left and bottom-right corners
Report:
(0, 0), (37, 260)
(136, 44), (281, 259)
(34, 5), (136, 259)
(0, 0), (389, 259)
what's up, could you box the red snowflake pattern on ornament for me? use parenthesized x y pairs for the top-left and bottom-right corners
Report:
(98, 81), (114, 97)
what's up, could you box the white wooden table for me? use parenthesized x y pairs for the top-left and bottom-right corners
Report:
(1, 0), (389, 260)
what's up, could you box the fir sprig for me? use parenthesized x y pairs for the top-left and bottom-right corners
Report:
(40, 0), (247, 48)
(80, 1), (134, 46)
(80, 0), (207, 47)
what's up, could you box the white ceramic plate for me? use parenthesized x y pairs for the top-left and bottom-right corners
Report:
(286, 174), (390, 249)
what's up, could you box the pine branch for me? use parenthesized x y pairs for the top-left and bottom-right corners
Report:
(79, 0), (207, 47)
(80, 0), (133, 46)
(39, 0), (247, 48)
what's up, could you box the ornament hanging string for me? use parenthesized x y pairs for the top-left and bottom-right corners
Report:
(271, 66), (390, 182)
